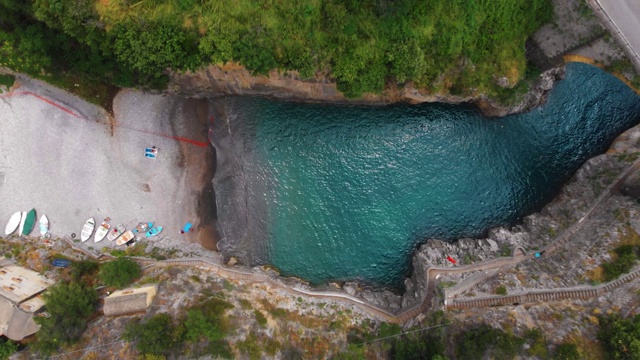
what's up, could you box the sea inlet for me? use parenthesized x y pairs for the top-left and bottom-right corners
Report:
(210, 63), (640, 289)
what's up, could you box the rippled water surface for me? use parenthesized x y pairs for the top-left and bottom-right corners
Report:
(212, 63), (640, 287)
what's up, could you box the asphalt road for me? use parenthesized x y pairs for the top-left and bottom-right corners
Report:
(597, 0), (640, 60)
(0, 76), (210, 250)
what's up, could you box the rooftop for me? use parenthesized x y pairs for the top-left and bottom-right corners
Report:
(104, 285), (158, 317)
(0, 259), (54, 304)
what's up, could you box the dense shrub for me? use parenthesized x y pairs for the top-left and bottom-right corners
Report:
(597, 314), (640, 360)
(254, 309), (267, 327)
(0, 74), (15, 88)
(553, 343), (580, 360)
(124, 314), (179, 356)
(602, 245), (639, 281)
(0, 338), (18, 360)
(98, 257), (141, 288)
(33, 282), (97, 355)
(456, 325), (525, 360)
(71, 259), (99, 284)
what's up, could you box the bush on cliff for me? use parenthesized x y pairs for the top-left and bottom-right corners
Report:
(602, 245), (639, 281)
(597, 313), (640, 360)
(124, 314), (180, 356)
(98, 257), (141, 289)
(456, 325), (525, 360)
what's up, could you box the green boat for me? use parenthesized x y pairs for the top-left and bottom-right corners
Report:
(22, 209), (36, 236)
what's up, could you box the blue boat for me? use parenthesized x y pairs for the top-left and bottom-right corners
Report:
(146, 226), (163, 237)
(51, 259), (71, 268)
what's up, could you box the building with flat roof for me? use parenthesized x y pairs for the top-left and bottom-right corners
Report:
(0, 257), (54, 341)
(103, 284), (158, 317)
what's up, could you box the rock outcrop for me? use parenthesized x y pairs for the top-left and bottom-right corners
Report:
(167, 63), (565, 117)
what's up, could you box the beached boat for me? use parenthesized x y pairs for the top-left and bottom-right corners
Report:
(94, 221), (110, 243)
(51, 259), (71, 268)
(80, 218), (95, 242)
(146, 226), (163, 237)
(18, 211), (26, 236)
(22, 209), (36, 236)
(39, 215), (49, 236)
(107, 224), (125, 241)
(4, 212), (21, 235)
(116, 230), (135, 246)
(134, 222), (152, 234)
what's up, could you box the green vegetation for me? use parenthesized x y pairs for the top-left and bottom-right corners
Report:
(602, 245), (639, 281)
(0, 338), (18, 360)
(524, 329), (548, 358)
(124, 298), (233, 358)
(269, 307), (287, 318)
(0, 74), (14, 88)
(597, 314), (640, 360)
(554, 343), (580, 360)
(33, 282), (97, 355)
(254, 309), (267, 327)
(456, 325), (525, 360)
(239, 298), (252, 309)
(495, 285), (508, 295)
(70, 259), (99, 284)
(183, 298), (233, 344)
(124, 313), (180, 356)
(0, 0), (552, 102)
(222, 279), (234, 291)
(98, 257), (141, 288)
(236, 331), (262, 360)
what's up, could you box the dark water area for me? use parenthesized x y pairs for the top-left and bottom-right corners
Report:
(210, 63), (640, 288)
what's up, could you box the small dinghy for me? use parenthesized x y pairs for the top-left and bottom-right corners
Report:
(4, 212), (22, 235)
(94, 221), (110, 243)
(80, 218), (95, 242)
(52, 259), (71, 268)
(107, 224), (125, 241)
(18, 211), (26, 236)
(116, 230), (135, 246)
(134, 222), (153, 233)
(39, 215), (49, 236)
(22, 209), (37, 236)
(146, 226), (163, 237)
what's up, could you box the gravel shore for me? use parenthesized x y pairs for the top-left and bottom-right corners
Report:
(0, 76), (217, 253)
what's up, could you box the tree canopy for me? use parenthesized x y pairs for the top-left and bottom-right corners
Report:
(33, 282), (97, 355)
(1, 0), (552, 99)
(597, 314), (640, 360)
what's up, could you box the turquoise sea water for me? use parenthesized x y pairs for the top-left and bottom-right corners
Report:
(212, 63), (640, 288)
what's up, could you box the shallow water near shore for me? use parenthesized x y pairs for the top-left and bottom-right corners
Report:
(211, 63), (640, 288)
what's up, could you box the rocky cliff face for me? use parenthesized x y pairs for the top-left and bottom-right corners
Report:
(167, 63), (565, 117)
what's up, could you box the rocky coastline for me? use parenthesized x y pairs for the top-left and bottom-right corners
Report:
(166, 63), (566, 118)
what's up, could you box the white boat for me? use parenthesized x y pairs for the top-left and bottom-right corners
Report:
(94, 221), (110, 243)
(116, 230), (135, 246)
(4, 212), (21, 235)
(107, 224), (125, 241)
(18, 211), (26, 236)
(39, 215), (49, 236)
(80, 218), (95, 242)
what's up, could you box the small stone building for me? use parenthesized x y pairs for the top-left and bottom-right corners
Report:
(0, 257), (54, 341)
(103, 284), (158, 317)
